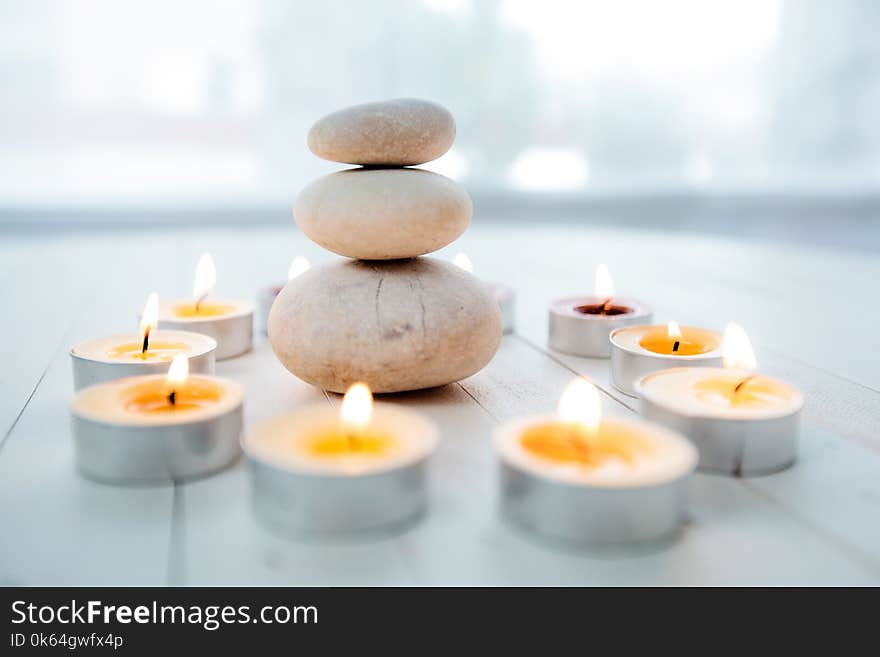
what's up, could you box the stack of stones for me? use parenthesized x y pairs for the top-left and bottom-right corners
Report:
(269, 98), (502, 393)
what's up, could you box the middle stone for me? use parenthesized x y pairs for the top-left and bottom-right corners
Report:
(268, 258), (502, 393)
(293, 168), (472, 260)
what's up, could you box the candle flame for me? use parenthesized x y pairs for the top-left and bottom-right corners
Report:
(594, 264), (614, 299)
(139, 292), (158, 342)
(287, 255), (311, 280)
(192, 252), (216, 302)
(722, 322), (757, 370)
(452, 252), (474, 274)
(667, 320), (682, 339)
(341, 382), (373, 430)
(557, 378), (601, 433)
(166, 353), (189, 386)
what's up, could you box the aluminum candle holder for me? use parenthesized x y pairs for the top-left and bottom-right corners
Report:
(494, 416), (697, 545)
(610, 326), (723, 396)
(248, 456), (431, 536)
(637, 368), (803, 476)
(70, 331), (216, 391)
(490, 283), (516, 334)
(258, 257), (312, 334)
(549, 297), (652, 358)
(450, 255), (515, 334)
(257, 284), (284, 334)
(243, 404), (439, 536)
(158, 299), (254, 360)
(70, 374), (243, 485)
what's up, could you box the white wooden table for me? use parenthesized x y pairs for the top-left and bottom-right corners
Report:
(1, 222), (878, 585)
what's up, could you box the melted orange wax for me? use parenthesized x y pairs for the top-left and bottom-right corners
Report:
(520, 421), (651, 468)
(305, 427), (397, 458)
(122, 378), (224, 414)
(108, 341), (189, 361)
(173, 302), (235, 318)
(693, 373), (792, 409)
(638, 325), (720, 356)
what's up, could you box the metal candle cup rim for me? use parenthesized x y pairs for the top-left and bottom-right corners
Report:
(635, 367), (805, 421)
(609, 324), (723, 360)
(552, 296), (651, 319)
(493, 415), (697, 489)
(70, 374), (244, 427)
(159, 298), (255, 323)
(70, 330), (217, 365)
(242, 403), (439, 479)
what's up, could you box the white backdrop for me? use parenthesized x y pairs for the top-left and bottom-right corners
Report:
(2, 0), (880, 207)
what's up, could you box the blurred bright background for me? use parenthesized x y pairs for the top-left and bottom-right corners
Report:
(2, 0), (880, 249)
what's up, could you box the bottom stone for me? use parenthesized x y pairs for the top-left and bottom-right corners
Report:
(268, 257), (503, 393)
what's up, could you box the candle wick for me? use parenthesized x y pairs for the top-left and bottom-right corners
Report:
(672, 340), (680, 353)
(599, 297), (612, 315)
(194, 294), (207, 313)
(141, 326), (150, 354)
(733, 375), (757, 395)
(168, 389), (176, 406)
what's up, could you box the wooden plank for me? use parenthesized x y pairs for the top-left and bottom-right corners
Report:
(0, 236), (98, 441)
(0, 351), (174, 585)
(170, 227), (873, 583)
(0, 234), (176, 584)
(744, 423), (880, 570)
(2, 223), (878, 585)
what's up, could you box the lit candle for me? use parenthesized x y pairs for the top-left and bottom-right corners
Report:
(453, 252), (515, 334)
(158, 253), (254, 360)
(548, 264), (652, 357)
(70, 292), (216, 390)
(610, 321), (723, 396)
(243, 382), (438, 535)
(637, 323), (803, 476)
(494, 378), (697, 545)
(70, 354), (243, 484)
(257, 255), (311, 334)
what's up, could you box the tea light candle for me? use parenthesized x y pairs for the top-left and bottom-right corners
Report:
(243, 383), (438, 535)
(158, 253), (254, 360)
(548, 265), (652, 357)
(494, 378), (697, 545)
(637, 324), (803, 476)
(610, 321), (723, 396)
(257, 256), (310, 334)
(453, 253), (515, 334)
(70, 292), (216, 390)
(71, 355), (243, 484)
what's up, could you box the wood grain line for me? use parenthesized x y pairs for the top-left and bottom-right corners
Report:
(511, 333), (637, 412)
(166, 483), (187, 586)
(0, 368), (49, 455)
(0, 319), (77, 454)
(739, 478), (880, 576)
(456, 381), (499, 422)
(763, 346), (880, 396)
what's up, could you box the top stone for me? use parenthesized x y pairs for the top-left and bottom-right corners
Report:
(307, 98), (456, 166)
